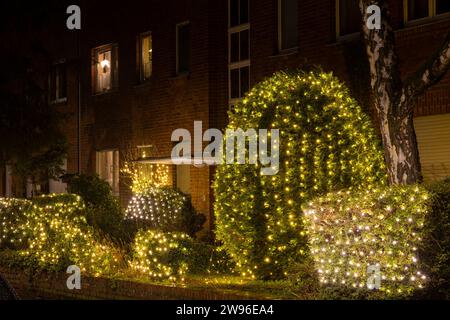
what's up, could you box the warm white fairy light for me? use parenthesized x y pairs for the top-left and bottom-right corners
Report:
(0, 194), (119, 276)
(303, 185), (429, 297)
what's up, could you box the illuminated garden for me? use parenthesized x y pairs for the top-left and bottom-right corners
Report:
(1, 70), (450, 300)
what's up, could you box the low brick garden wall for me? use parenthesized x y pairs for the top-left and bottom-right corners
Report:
(0, 267), (250, 300)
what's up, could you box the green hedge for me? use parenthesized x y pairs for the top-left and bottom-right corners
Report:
(214, 69), (386, 280)
(129, 229), (236, 282)
(65, 174), (125, 241)
(303, 185), (431, 298)
(0, 194), (120, 275)
(417, 179), (450, 299)
(129, 229), (193, 281)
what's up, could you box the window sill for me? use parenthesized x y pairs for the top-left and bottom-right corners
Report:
(326, 32), (361, 47)
(404, 13), (450, 29)
(50, 98), (68, 105)
(269, 47), (299, 58)
(133, 79), (153, 88)
(170, 72), (190, 80)
(91, 89), (118, 97)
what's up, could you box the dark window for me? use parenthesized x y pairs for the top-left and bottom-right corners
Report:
(436, 0), (450, 15)
(49, 63), (67, 103)
(240, 66), (249, 96)
(230, 30), (249, 63)
(240, 0), (249, 24)
(240, 29), (249, 60)
(230, 0), (249, 27)
(231, 32), (240, 63)
(230, 68), (240, 99)
(339, 0), (361, 36)
(230, 0), (239, 27)
(177, 23), (190, 74)
(280, 0), (298, 50)
(407, 0), (429, 20)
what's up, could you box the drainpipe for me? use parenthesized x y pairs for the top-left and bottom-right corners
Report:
(76, 29), (81, 175)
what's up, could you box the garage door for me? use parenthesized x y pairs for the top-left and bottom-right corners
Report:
(414, 113), (450, 182)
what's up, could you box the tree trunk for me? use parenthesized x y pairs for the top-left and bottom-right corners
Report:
(360, 0), (450, 185)
(378, 107), (421, 184)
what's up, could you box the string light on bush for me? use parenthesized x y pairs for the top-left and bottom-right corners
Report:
(303, 185), (429, 297)
(0, 194), (120, 276)
(214, 70), (386, 279)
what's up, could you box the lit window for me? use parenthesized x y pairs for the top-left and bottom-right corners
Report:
(139, 32), (153, 81)
(96, 150), (120, 196)
(229, 0), (250, 104)
(279, 0), (298, 50)
(49, 63), (67, 103)
(336, 0), (361, 37)
(92, 44), (118, 93)
(176, 22), (190, 74)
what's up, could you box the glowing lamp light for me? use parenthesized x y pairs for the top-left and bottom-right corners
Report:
(100, 56), (110, 70)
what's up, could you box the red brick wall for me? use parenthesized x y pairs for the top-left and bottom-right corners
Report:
(39, 0), (450, 231)
(0, 266), (249, 300)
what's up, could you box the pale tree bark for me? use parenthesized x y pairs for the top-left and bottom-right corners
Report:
(359, 0), (450, 185)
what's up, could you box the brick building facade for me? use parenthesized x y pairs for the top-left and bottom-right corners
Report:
(2, 0), (450, 232)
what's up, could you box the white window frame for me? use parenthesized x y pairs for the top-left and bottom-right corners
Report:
(49, 60), (67, 104)
(96, 149), (120, 196)
(176, 21), (190, 75)
(138, 31), (153, 82)
(228, 0), (250, 108)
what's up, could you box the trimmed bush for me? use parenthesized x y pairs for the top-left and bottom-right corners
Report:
(0, 194), (120, 275)
(65, 174), (124, 241)
(303, 185), (430, 298)
(125, 187), (205, 236)
(0, 198), (33, 250)
(214, 70), (386, 279)
(129, 229), (236, 281)
(417, 178), (450, 299)
(129, 229), (192, 281)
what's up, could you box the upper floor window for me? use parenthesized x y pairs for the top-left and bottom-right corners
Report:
(138, 32), (153, 81)
(96, 150), (120, 196)
(336, 0), (361, 37)
(92, 44), (118, 93)
(176, 22), (190, 74)
(436, 0), (450, 15)
(230, 0), (249, 27)
(279, 0), (298, 51)
(229, 0), (250, 105)
(49, 62), (67, 103)
(405, 0), (450, 22)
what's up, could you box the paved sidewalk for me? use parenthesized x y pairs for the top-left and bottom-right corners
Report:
(0, 273), (18, 300)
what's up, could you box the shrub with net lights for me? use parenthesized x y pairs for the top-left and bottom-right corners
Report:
(0, 194), (120, 275)
(125, 187), (205, 236)
(303, 185), (429, 298)
(214, 69), (386, 280)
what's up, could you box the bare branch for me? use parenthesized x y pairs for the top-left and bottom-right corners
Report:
(402, 30), (450, 112)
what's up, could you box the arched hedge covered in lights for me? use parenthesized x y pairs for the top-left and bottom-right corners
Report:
(213, 70), (387, 280)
